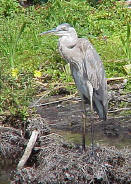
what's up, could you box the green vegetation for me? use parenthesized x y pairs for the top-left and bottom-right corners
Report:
(0, 0), (130, 119)
(120, 23), (131, 63)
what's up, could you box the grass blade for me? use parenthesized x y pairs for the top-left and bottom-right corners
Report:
(11, 22), (26, 68)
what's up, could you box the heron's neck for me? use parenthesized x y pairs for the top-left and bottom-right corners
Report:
(59, 34), (78, 48)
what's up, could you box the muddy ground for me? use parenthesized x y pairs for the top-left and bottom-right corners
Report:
(0, 82), (131, 184)
(36, 95), (131, 139)
(0, 114), (131, 184)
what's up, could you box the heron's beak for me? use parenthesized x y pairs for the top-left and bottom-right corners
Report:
(39, 28), (57, 36)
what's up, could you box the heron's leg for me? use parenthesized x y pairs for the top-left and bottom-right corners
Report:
(90, 93), (94, 155)
(81, 98), (87, 151)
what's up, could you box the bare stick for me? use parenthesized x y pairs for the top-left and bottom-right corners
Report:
(107, 76), (130, 83)
(37, 77), (130, 86)
(31, 96), (80, 108)
(31, 90), (51, 107)
(17, 130), (39, 169)
(108, 107), (131, 113)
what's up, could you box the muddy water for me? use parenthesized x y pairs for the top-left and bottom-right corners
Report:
(36, 96), (131, 149)
(0, 170), (10, 184)
(53, 129), (131, 149)
(0, 159), (15, 184)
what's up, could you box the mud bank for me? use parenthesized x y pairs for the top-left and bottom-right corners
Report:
(0, 116), (131, 184)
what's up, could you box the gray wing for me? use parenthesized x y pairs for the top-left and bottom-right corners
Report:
(71, 39), (108, 120)
(80, 39), (104, 89)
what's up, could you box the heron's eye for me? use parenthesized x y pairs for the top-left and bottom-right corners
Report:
(61, 26), (68, 31)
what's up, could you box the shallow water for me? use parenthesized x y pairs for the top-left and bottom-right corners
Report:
(37, 96), (131, 149)
(0, 171), (10, 184)
(0, 159), (15, 184)
(53, 129), (131, 149)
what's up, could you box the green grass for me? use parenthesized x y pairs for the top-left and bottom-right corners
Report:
(0, 0), (130, 118)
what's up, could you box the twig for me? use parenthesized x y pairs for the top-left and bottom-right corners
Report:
(36, 77), (130, 86)
(108, 107), (131, 113)
(17, 130), (39, 169)
(31, 96), (80, 108)
(31, 90), (51, 107)
(107, 76), (130, 83)
(108, 115), (131, 120)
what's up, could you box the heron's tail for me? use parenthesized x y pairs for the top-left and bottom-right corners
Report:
(93, 98), (107, 121)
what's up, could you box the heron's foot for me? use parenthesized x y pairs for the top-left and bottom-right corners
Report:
(87, 145), (99, 160)
(91, 143), (94, 155)
(82, 145), (86, 152)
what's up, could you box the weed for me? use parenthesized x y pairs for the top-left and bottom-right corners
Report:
(120, 23), (131, 63)
(10, 22), (26, 69)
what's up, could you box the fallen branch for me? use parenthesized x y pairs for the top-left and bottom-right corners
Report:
(31, 96), (81, 107)
(31, 93), (130, 108)
(31, 90), (51, 107)
(17, 130), (39, 169)
(108, 115), (131, 119)
(107, 76), (130, 84)
(36, 77), (130, 86)
(108, 107), (131, 113)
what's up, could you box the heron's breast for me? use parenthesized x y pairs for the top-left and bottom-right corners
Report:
(72, 67), (90, 99)
(59, 43), (82, 63)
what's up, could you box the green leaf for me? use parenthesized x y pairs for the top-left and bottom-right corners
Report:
(120, 36), (125, 47)
(126, 23), (130, 42)
(15, 22), (27, 49)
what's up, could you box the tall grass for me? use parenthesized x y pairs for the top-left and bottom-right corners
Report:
(10, 22), (26, 69)
(120, 23), (131, 64)
(0, 0), (130, 118)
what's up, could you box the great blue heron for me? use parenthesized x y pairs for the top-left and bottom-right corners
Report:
(40, 23), (108, 153)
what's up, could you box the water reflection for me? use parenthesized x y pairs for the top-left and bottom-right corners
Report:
(53, 129), (131, 149)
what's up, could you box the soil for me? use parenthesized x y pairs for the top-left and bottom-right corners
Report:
(0, 86), (131, 183)
(36, 95), (131, 138)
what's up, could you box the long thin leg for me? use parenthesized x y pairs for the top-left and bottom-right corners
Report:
(90, 94), (94, 155)
(81, 98), (87, 151)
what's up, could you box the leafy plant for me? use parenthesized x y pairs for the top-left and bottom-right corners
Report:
(63, 63), (72, 82)
(10, 22), (26, 69)
(0, 0), (18, 17)
(120, 23), (131, 63)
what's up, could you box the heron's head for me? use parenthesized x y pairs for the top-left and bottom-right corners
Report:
(40, 23), (77, 37)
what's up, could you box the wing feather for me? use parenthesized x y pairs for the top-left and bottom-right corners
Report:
(79, 39), (104, 89)
(75, 38), (108, 119)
